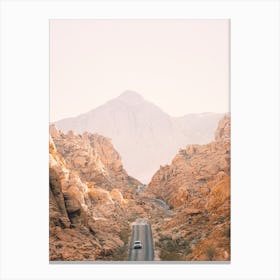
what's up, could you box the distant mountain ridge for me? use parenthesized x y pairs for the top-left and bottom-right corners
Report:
(54, 90), (226, 183)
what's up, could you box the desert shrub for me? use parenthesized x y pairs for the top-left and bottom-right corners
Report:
(165, 240), (176, 251)
(159, 235), (172, 242)
(119, 228), (130, 243)
(111, 227), (131, 261)
(224, 227), (231, 238)
(111, 245), (128, 261)
(160, 250), (184, 261)
(186, 247), (192, 255)
(205, 246), (215, 260)
(127, 212), (140, 222)
(158, 237), (192, 261)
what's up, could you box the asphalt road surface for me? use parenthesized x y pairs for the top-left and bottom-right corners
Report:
(128, 219), (154, 261)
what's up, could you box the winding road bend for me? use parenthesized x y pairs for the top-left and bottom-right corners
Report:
(128, 219), (154, 261)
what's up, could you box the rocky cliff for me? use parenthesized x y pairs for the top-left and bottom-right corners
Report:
(144, 115), (231, 261)
(49, 127), (142, 261)
(50, 125), (140, 194)
(49, 135), (101, 260)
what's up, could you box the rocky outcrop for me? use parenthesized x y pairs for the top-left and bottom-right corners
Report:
(145, 115), (231, 261)
(145, 115), (230, 209)
(50, 125), (140, 195)
(49, 136), (100, 260)
(49, 129), (141, 261)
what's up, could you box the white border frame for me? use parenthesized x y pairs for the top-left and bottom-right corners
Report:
(0, 1), (279, 279)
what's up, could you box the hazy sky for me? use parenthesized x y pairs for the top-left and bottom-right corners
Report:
(50, 19), (229, 122)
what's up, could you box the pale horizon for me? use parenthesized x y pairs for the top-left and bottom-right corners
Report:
(52, 89), (229, 123)
(50, 19), (229, 122)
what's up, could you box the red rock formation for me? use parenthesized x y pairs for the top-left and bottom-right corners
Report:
(50, 125), (140, 195)
(145, 115), (231, 261)
(146, 115), (230, 208)
(49, 136), (100, 260)
(49, 128), (142, 261)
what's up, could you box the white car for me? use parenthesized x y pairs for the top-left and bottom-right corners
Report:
(133, 240), (143, 249)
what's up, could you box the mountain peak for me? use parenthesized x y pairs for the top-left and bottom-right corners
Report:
(117, 90), (144, 105)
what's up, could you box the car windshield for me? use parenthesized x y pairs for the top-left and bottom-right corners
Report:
(134, 241), (141, 244)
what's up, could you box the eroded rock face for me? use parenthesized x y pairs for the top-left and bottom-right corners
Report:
(49, 129), (142, 261)
(146, 115), (230, 209)
(49, 137), (99, 260)
(215, 115), (230, 142)
(144, 115), (231, 261)
(50, 125), (140, 194)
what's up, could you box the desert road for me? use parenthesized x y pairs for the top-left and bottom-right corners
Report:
(128, 219), (154, 261)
